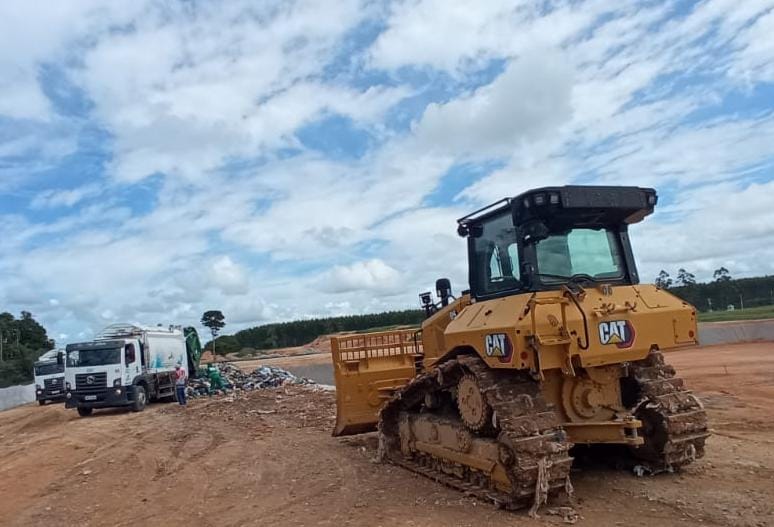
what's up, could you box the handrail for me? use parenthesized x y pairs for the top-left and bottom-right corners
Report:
(332, 329), (422, 363)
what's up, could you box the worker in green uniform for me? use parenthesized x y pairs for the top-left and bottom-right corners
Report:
(207, 364), (225, 395)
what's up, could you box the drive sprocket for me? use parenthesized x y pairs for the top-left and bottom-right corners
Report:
(457, 373), (493, 433)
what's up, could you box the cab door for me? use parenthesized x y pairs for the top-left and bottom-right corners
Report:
(124, 342), (141, 384)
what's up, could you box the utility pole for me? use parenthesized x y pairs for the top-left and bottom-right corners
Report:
(707, 298), (713, 312)
(0, 328), (3, 362)
(739, 294), (745, 310)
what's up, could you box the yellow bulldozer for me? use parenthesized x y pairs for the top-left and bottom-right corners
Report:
(330, 185), (709, 511)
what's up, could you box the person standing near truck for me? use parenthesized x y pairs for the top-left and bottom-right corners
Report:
(175, 363), (187, 406)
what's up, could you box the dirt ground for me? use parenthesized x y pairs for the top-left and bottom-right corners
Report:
(1, 343), (772, 527)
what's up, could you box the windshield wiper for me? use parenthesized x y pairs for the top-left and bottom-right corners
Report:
(536, 273), (599, 284)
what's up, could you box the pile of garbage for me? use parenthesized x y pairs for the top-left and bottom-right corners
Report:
(187, 362), (315, 398)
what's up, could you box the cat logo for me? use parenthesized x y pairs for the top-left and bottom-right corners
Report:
(484, 333), (513, 363)
(598, 320), (635, 349)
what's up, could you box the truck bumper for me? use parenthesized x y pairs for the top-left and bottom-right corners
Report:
(65, 386), (136, 409)
(36, 389), (66, 403)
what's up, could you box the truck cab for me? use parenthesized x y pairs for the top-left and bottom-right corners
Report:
(64, 324), (196, 417)
(33, 352), (66, 405)
(64, 338), (145, 416)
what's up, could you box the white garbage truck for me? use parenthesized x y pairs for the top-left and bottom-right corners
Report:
(34, 349), (67, 405)
(64, 324), (202, 417)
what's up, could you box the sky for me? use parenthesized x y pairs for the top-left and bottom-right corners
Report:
(1, 0), (774, 344)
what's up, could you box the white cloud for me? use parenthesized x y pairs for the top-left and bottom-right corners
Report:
(219, 149), (455, 259)
(369, 0), (612, 72)
(633, 180), (774, 282)
(459, 157), (571, 204)
(413, 51), (573, 157)
(728, 8), (774, 83)
(210, 256), (249, 296)
(0, 2), (145, 120)
(320, 259), (402, 294)
(67, 0), (403, 185)
(373, 206), (469, 293)
(31, 184), (102, 209)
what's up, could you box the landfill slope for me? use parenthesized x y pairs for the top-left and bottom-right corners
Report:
(236, 352), (335, 386)
(0, 343), (772, 527)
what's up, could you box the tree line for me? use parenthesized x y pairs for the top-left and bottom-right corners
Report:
(206, 309), (425, 354)
(0, 311), (55, 388)
(655, 268), (774, 312)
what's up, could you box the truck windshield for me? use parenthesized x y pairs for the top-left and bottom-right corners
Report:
(67, 348), (121, 367)
(535, 228), (624, 282)
(34, 362), (64, 376)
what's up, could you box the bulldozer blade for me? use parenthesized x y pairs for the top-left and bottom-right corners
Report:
(331, 329), (421, 437)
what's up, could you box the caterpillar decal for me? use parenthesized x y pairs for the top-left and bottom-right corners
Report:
(484, 333), (513, 363)
(598, 320), (635, 349)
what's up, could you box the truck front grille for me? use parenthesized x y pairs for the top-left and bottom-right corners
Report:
(75, 372), (108, 393)
(43, 376), (65, 395)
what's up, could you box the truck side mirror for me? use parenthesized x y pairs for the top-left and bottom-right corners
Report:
(56, 352), (64, 366)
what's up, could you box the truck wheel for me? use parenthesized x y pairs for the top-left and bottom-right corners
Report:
(38, 400), (46, 406)
(132, 385), (147, 412)
(77, 406), (93, 417)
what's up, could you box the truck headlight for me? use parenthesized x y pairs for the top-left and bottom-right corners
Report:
(37, 389), (43, 395)
(66, 392), (72, 399)
(113, 378), (122, 387)
(115, 388), (122, 395)
(65, 381), (71, 390)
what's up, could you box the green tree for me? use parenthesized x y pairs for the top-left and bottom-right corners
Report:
(713, 267), (732, 282)
(655, 270), (672, 289)
(676, 268), (696, 287)
(201, 310), (226, 355)
(0, 311), (54, 388)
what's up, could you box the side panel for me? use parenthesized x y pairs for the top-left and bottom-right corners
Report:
(443, 294), (533, 370)
(444, 285), (697, 372)
(331, 329), (421, 436)
(145, 333), (188, 376)
(421, 295), (471, 367)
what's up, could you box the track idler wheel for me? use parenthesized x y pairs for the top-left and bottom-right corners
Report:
(457, 373), (493, 433)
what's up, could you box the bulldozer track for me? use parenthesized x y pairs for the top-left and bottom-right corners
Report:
(378, 355), (573, 511)
(628, 350), (710, 471)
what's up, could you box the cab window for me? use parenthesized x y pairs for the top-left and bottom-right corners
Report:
(471, 211), (521, 296)
(125, 344), (136, 365)
(536, 228), (624, 281)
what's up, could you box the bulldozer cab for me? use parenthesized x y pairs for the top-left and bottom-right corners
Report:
(459, 185), (657, 300)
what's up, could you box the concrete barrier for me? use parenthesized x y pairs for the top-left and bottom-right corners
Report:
(0, 383), (34, 412)
(698, 319), (774, 346)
